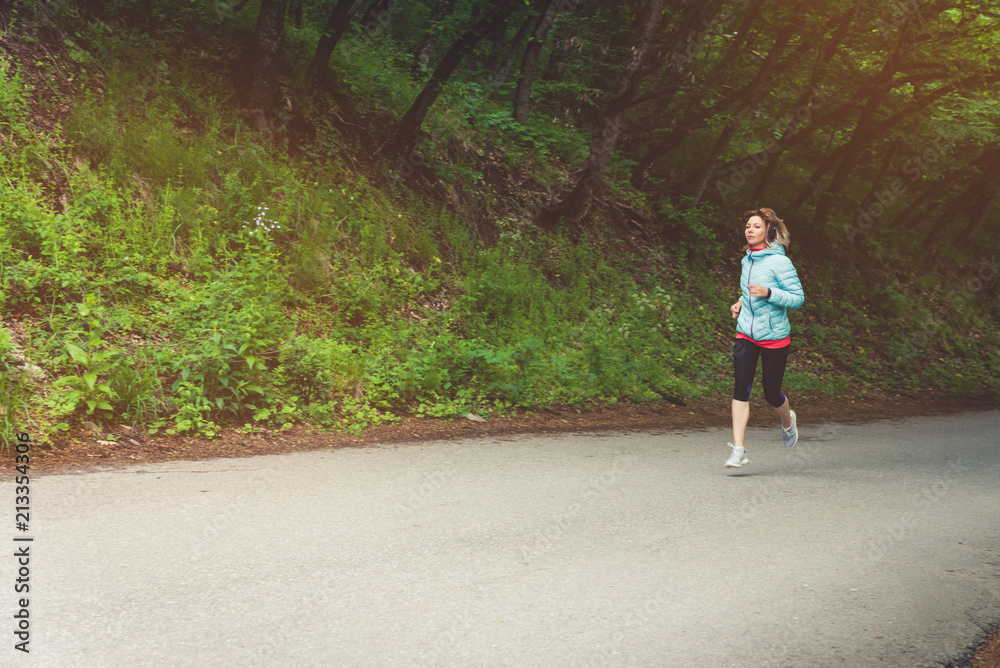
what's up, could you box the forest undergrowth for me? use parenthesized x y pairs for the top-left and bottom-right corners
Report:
(0, 2), (997, 449)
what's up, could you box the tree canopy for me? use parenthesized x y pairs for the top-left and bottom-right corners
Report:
(220, 0), (1000, 250)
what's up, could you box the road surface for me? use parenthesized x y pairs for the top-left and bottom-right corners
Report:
(4, 410), (999, 666)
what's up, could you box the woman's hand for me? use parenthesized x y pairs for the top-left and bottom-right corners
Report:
(730, 300), (742, 318)
(748, 284), (770, 299)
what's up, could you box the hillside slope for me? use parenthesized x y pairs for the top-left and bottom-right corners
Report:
(0, 3), (997, 452)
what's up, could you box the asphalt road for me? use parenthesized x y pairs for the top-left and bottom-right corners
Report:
(4, 410), (1000, 667)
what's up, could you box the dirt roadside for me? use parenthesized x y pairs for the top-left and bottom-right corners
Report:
(3, 391), (995, 475)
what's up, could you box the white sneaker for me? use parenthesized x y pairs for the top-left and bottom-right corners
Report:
(782, 410), (798, 448)
(725, 443), (748, 468)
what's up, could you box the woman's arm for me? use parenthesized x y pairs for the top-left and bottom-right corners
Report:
(766, 257), (804, 309)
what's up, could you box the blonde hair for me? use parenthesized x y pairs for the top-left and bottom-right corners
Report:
(742, 207), (790, 248)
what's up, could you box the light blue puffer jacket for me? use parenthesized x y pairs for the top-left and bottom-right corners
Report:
(736, 244), (804, 342)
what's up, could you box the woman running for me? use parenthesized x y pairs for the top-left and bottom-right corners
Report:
(726, 207), (804, 468)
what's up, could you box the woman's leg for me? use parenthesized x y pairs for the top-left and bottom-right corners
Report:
(732, 339), (760, 448)
(732, 399), (750, 447)
(774, 396), (791, 429)
(760, 345), (792, 427)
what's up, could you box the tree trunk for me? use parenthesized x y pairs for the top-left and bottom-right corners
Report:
(810, 65), (895, 228)
(618, 2), (711, 155)
(359, 0), (402, 37)
(955, 185), (1000, 247)
(310, 0), (361, 81)
(542, 36), (573, 82)
(360, 0), (391, 28)
(925, 149), (1000, 248)
(513, 0), (560, 124)
(493, 8), (536, 89)
(738, 67), (960, 207)
(750, 6), (858, 203)
(235, 0), (288, 133)
(481, 12), (511, 72)
(392, 0), (519, 158)
(629, 0), (759, 188)
(860, 140), (901, 206)
(954, 150), (1000, 246)
(750, 153), (784, 203)
(810, 12), (960, 229)
(888, 176), (962, 231)
(537, 0), (667, 228)
(412, 0), (459, 76)
(790, 145), (845, 211)
(541, 1), (590, 83)
(689, 16), (799, 203)
(289, 0), (302, 28)
(84, 0), (107, 18)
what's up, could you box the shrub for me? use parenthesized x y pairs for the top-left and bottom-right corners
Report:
(278, 335), (360, 403)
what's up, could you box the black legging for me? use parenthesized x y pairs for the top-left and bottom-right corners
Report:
(733, 338), (789, 407)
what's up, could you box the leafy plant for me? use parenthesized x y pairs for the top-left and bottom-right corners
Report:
(108, 350), (162, 423)
(0, 370), (28, 451)
(149, 380), (219, 438)
(0, 326), (27, 450)
(48, 340), (119, 415)
(161, 204), (293, 420)
(335, 397), (398, 435)
(278, 335), (359, 403)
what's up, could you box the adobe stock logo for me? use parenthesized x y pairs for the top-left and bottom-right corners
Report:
(844, 135), (955, 242)
(716, 86), (833, 202)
